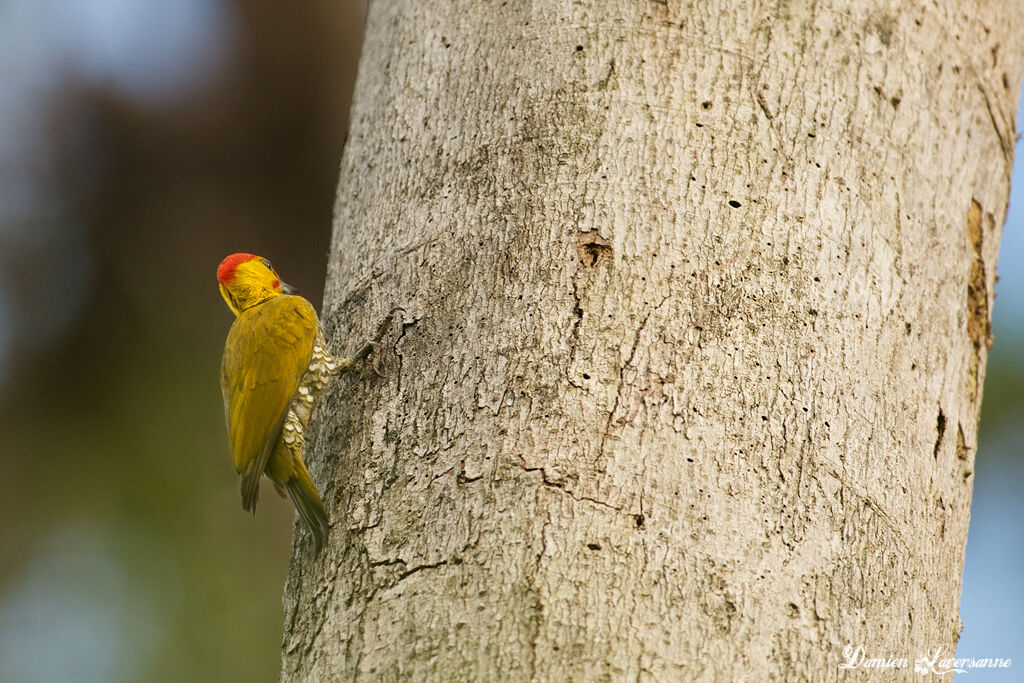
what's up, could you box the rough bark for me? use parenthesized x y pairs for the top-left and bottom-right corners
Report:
(282, 1), (1024, 680)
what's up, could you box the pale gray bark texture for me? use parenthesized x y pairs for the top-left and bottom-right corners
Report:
(282, 1), (1024, 680)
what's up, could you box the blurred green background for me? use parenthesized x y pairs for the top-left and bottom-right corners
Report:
(0, 2), (1020, 682)
(0, 2), (364, 681)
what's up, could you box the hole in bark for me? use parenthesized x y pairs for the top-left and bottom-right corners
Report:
(728, 200), (741, 208)
(582, 243), (610, 266)
(575, 45), (584, 51)
(582, 373), (590, 379)
(586, 542), (602, 550)
(634, 514), (645, 529)
(701, 100), (711, 109)
(577, 231), (612, 266)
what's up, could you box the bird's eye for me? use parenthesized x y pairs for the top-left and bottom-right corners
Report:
(261, 258), (273, 271)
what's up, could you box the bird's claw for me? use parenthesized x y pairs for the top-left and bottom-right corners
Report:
(372, 306), (406, 343)
(368, 342), (386, 377)
(360, 306), (407, 371)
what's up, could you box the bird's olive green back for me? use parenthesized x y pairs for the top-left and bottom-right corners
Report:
(220, 295), (318, 505)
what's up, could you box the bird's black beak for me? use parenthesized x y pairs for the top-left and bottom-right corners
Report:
(280, 282), (299, 295)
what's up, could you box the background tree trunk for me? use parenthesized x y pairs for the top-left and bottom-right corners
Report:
(282, 1), (1024, 679)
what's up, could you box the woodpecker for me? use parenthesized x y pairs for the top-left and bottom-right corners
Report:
(216, 253), (379, 553)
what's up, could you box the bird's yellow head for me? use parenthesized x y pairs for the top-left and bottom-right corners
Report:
(217, 253), (298, 316)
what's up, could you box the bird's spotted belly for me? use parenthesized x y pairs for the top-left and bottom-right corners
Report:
(281, 333), (346, 452)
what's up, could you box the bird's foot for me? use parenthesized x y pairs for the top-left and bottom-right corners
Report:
(350, 306), (406, 371)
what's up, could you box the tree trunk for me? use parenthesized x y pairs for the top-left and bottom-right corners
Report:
(282, 1), (1024, 680)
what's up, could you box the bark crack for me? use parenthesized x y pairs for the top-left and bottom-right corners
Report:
(976, 76), (1014, 166)
(565, 277), (585, 389)
(934, 406), (946, 459)
(966, 200), (992, 402)
(599, 297), (669, 459)
(523, 465), (633, 516)
(367, 555), (451, 583)
(397, 559), (449, 581)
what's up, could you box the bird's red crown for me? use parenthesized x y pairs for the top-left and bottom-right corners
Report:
(217, 253), (258, 284)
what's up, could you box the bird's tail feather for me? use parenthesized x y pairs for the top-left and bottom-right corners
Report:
(285, 463), (329, 554)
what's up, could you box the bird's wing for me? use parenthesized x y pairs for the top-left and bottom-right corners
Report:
(220, 295), (318, 511)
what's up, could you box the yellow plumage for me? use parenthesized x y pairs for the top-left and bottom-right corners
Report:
(217, 253), (331, 552)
